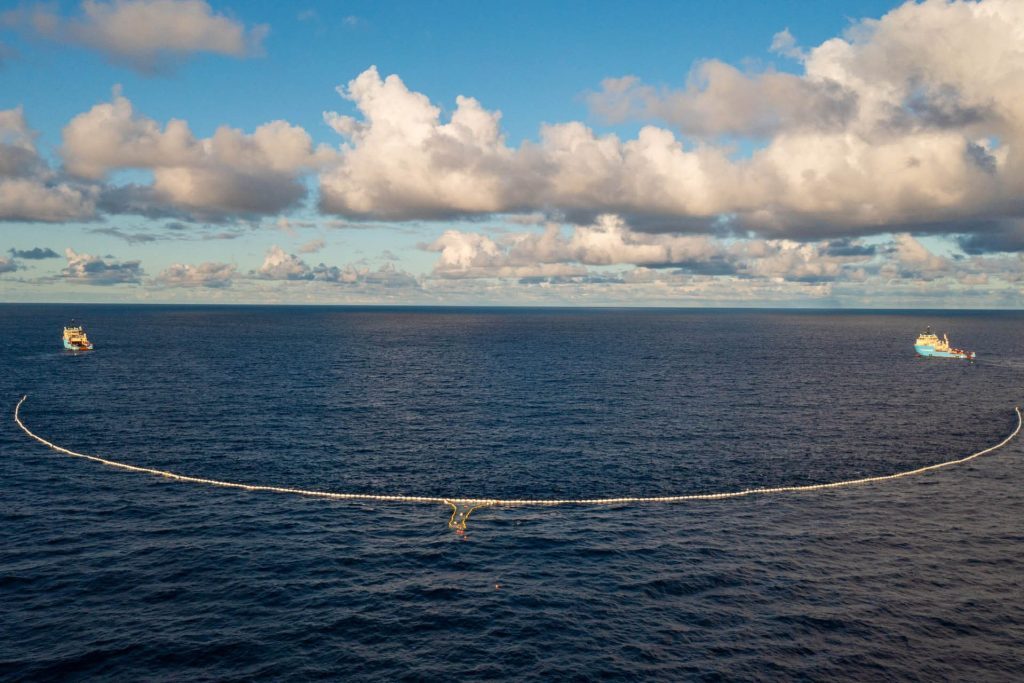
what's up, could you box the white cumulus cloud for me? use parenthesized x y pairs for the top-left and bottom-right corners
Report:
(256, 245), (419, 288)
(0, 107), (96, 222)
(4, 0), (268, 73)
(61, 247), (143, 284)
(424, 214), (875, 282)
(320, 66), (519, 219)
(257, 245), (311, 280)
(61, 90), (332, 219)
(316, 1), (1024, 243)
(155, 261), (236, 287)
(0, 256), (19, 273)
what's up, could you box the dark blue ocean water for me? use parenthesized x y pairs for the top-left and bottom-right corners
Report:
(2, 305), (1023, 681)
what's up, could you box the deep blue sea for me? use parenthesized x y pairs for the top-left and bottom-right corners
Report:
(2, 305), (1023, 681)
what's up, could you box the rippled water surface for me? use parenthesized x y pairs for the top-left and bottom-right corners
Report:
(3, 305), (1023, 680)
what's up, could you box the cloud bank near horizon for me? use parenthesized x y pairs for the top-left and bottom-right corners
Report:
(6, 216), (1016, 309)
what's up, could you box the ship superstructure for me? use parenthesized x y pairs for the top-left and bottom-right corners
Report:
(914, 327), (973, 360)
(63, 324), (94, 351)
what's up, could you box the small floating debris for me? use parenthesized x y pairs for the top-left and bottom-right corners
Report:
(62, 322), (94, 351)
(914, 326), (974, 360)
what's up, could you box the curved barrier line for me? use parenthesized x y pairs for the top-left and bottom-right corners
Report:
(13, 396), (1022, 508)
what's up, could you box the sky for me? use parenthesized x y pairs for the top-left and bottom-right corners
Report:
(1, 0), (1023, 307)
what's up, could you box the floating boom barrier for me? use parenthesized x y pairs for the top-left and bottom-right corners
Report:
(13, 396), (1022, 531)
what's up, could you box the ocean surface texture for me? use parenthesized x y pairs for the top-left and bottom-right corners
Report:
(2, 306), (1023, 681)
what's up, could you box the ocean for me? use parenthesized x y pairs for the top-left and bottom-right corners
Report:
(2, 305), (1023, 680)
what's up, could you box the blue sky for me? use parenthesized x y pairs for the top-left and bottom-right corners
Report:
(5, 1), (896, 144)
(1, 0), (1023, 306)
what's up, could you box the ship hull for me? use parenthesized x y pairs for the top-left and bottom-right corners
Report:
(915, 344), (972, 359)
(63, 339), (92, 351)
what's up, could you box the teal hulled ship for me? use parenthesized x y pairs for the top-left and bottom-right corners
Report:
(914, 327), (974, 360)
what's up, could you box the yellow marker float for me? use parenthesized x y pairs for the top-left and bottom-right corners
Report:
(13, 396), (1022, 531)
